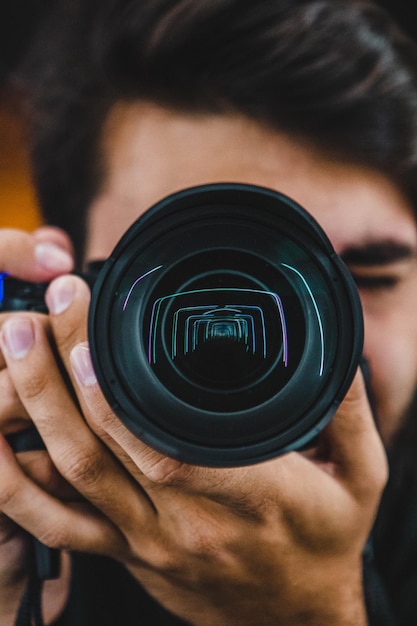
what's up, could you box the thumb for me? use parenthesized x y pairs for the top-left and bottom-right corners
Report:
(319, 370), (388, 493)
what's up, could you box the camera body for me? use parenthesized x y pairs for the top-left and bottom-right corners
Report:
(0, 183), (363, 466)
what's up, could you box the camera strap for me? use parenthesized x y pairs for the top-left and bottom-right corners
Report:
(14, 573), (45, 626)
(14, 539), (60, 626)
(7, 431), (60, 626)
(9, 534), (60, 622)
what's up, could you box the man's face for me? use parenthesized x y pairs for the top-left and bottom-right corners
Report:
(86, 101), (417, 446)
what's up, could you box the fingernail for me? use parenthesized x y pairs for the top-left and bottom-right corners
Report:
(1, 318), (34, 359)
(46, 275), (76, 314)
(34, 243), (74, 273)
(70, 342), (97, 387)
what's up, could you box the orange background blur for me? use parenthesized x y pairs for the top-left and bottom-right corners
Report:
(0, 94), (42, 231)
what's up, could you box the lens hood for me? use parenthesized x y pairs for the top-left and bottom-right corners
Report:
(88, 183), (363, 466)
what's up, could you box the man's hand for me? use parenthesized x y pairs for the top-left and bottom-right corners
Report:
(0, 226), (74, 624)
(0, 273), (388, 626)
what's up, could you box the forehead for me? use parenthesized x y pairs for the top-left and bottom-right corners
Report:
(87, 101), (417, 258)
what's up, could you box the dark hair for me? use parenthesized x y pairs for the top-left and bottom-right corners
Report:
(0, 0), (55, 86)
(20, 0), (417, 265)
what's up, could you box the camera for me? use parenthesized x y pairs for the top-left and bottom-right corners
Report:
(0, 183), (363, 466)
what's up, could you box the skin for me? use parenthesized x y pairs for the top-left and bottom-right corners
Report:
(2, 100), (415, 623)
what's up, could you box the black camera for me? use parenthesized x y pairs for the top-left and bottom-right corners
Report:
(0, 183), (363, 466)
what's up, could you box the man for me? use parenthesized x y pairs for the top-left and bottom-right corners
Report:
(1, 0), (417, 623)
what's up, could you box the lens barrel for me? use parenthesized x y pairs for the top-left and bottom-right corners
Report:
(88, 183), (363, 466)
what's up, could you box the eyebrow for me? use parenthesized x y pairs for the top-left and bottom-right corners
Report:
(340, 241), (416, 266)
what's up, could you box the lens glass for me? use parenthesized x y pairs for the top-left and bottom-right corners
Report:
(146, 249), (305, 402)
(112, 239), (336, 413)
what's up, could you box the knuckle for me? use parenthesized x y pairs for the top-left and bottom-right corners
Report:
(143, 539), (181, 574)
(0, 481), (19, 509)
(0, 372), (24, 420)
(183, 528), (215, 557)
(86, 405), (115, 435)
(23, 452), (61, 493)
(58, 446), (104, 488)
(18, 370), (50, 404)
(38, 525), (71, 550)
(55, 321), (84, 351)
(175, 515), (225, 558)
(142, 453), (192, 486)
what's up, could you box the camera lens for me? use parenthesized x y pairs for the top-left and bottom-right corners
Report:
(89, 183), (363, 466)
(144, 249), (304, 412)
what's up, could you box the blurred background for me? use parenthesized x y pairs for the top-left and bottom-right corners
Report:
(0, 0), (54, 230)
(0, 0), (415, 231)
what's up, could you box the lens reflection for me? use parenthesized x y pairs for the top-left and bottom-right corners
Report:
(148, 288), (287, 390)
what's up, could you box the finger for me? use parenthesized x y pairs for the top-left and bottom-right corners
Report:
(45, 275), (126, 442)
(318, 371), (388, 493)
(0, 312), (50, 369)
(0, 369), (30, 427)
(33, 226), (74, 256)
(0, 228), (73, 282)
(0, 366), (78, 501)
(0, 434), (126, 557)
(0, 312), (156, 533)
(17, 450), (77, 500)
